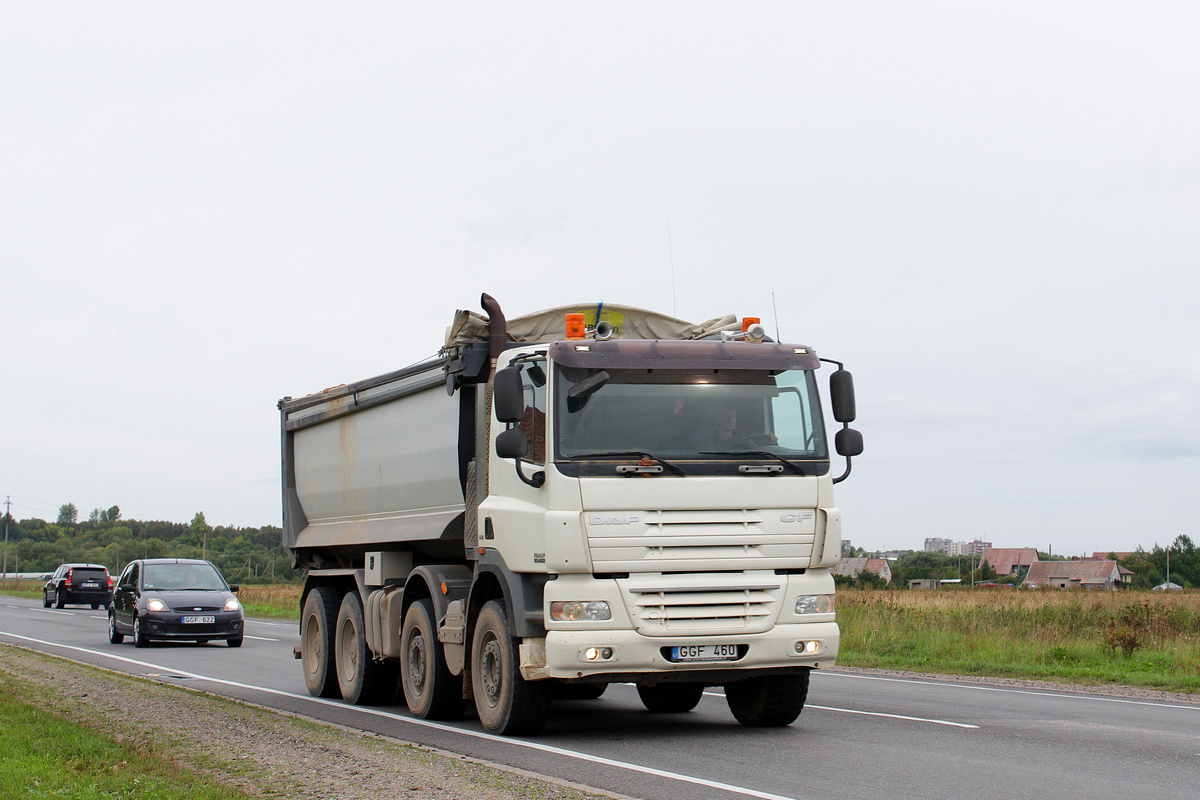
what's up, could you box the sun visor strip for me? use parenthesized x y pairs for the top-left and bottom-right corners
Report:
(547, 340), (820, 371)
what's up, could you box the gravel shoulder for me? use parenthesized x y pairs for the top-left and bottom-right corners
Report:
(0, 644), (623, 800)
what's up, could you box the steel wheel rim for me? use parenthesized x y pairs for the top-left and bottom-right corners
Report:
(480, 633), (502, 705)
(407, 631), (427, 696)
(303, 614), (322, 674)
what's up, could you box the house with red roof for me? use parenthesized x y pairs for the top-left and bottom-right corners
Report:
(1023, 559), (1127, 589)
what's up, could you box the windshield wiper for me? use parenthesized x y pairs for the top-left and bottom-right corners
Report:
(567, 451), (686, 476)
(700, 450), (806, 475)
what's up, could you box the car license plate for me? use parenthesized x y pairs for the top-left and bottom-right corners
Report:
(182, 616), (215, 624)
(670, 644), (740, 662)
(81, 582), (98, 588)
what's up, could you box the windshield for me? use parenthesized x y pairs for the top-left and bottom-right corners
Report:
(554, 366), (827, 461)
(143, 563), (227, 591)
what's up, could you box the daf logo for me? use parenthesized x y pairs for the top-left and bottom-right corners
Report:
(588, 514), (640, 525)
(780, 511), (814, 523)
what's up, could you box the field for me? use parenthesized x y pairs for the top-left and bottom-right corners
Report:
(836, 587), (1200, 693)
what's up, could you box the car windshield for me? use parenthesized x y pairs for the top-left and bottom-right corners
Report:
(143, 563), (226, 591)
(554, 366), (828, 459)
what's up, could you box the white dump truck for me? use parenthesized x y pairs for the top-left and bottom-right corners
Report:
(280, 294), (862, 735)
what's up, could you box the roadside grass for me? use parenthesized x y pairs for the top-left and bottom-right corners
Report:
(837, 588), (1200, 693)
(0, 579), (301, 620)
(0, 674), (254, 800)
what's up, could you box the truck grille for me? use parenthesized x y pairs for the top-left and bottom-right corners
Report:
(623, 577), (783, 636)
(587, 509), (815, 573)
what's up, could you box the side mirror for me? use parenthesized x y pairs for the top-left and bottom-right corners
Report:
(228, 584), (240, 593)
(836, 427), (864, 457)
(493, 366), (525, 423)
(830, 370), (856, 423)
(119, 583), (135, 593)
(495, 427), (528, 459)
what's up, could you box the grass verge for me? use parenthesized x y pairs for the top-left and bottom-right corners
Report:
(836, 588), (1200, 693)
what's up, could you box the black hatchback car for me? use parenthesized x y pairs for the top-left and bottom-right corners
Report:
(43, 563), (113, 609)
(109, 558), (244, 647)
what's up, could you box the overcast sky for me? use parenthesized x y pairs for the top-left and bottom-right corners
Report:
(4, 3), (1198, 556)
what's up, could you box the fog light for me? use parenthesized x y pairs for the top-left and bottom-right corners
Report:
(582, 647), (614, 662)
(794, 640), (821, 655)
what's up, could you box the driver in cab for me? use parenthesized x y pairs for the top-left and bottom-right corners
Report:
(710, 405), (744, 447)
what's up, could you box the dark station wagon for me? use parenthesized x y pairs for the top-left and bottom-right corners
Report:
(43, 563), (113, 609)
(109, 558), (244, 647)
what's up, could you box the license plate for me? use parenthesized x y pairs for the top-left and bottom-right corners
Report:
(670, 644), (740, 662)
(182, 616), (215, 624)
(81, 582), (99, 588)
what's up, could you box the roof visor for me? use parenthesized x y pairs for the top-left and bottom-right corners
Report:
(548, 339), (820, 371)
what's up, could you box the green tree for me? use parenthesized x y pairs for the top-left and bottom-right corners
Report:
(56, 504), (78, 527)
(104, 505), (121, 523)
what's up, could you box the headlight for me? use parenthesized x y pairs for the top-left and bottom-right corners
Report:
(795, 594), (834, 615)
(550, 601), (611, 621)
(147, 598), (168, 612)
(224, 597), (242, 612)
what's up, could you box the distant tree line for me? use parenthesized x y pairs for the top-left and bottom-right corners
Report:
(0, 504), (297, 583)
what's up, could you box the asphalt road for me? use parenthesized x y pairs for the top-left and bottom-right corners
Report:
(3, 597), (1198, 800)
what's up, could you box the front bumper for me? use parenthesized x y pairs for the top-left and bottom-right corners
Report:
(142, 613), (244, 641)
(536, 620), (839, 681)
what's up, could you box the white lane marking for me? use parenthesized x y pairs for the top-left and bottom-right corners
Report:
(244, 635), (278, 642)
(700, 690), (978, 729)
(817, 671), (1200, 712)
(33, 609), (75, 616)
(807, 704), (978, 729)
(0, 630), (806, 800)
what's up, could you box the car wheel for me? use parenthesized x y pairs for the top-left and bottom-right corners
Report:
(42, 590), (51, 608)
(55, 588), (66, 609)
(107, 612), (124, 645)
(91, 603), (100, 610)
(227, 636), (243, 648)
(132, 615), (150, 648)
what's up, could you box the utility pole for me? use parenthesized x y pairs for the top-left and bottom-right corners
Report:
(2, 496), (11, 581)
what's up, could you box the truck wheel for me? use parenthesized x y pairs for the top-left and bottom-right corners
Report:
(335, 592), (395, 705)
(637, 683), (704, 713)
(471, 599), (549, 735)
(554, 683), (607, 700)
(301, 586), (342, 698)
(107, 612), (124, 644)
(401, 599), (466, 719)
(724, 670), (810, 727)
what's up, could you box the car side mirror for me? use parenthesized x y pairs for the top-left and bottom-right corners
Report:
(119, 583), (136, 593)
(228, 584), (240, 593)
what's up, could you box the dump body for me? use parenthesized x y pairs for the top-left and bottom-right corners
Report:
(280, 357), (471, 564)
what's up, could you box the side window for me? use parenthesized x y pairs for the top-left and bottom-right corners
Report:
(516, 362), (547, 465)
(126, 564), (140, 589)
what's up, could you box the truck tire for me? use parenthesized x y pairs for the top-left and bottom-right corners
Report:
(637, 683), (704, 713)
(401, 599), (466, 720)
(724, 670), (810, 727)
(335, 592), (396, 705)
(471, 599), (550, 735)
(301, 586), (342, 698)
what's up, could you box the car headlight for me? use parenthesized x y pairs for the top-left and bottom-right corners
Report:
(147, 598), (168, 612)
(795, 594), (834, 615)
(550, 601), (611, 621)
(224, 597), (242, 612)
